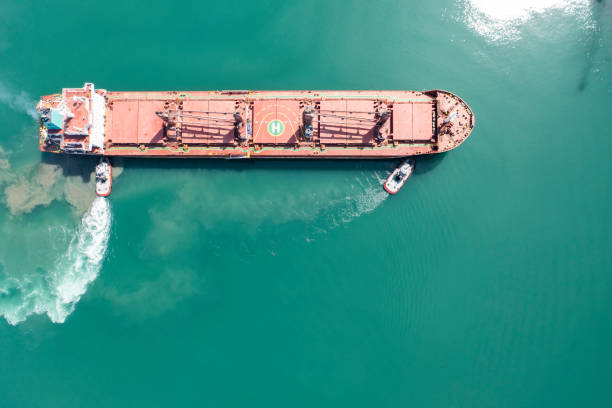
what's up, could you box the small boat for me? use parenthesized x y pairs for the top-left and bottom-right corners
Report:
(95, 157), (112, 197)
(384, 158), (415, 194)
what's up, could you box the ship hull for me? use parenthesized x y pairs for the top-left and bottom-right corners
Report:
(38, 85), (474, 159)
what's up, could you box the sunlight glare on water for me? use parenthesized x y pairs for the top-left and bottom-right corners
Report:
(461, 0), (593, 42)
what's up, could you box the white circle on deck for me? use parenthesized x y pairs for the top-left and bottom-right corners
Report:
(267, 120), (285, 136)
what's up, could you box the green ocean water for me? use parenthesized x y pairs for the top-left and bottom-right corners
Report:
(1, 0), (611, 406)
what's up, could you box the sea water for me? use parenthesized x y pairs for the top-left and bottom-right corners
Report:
(0, 1), (611, 407)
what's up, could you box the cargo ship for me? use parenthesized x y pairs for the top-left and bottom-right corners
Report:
(37, 83), (474, 158)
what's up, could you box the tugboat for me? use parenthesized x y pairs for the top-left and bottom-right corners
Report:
(384, 158), (415, 194)
(95, 157), (112, 197)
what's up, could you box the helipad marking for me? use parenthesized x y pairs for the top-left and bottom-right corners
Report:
(267, 119), (285, 136)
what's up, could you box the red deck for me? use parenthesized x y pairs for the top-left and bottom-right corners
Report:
(253, 99), (300, 145)
(39, 88), (475, 158)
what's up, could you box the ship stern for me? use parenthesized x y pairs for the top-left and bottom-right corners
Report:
(37, 83), (107, 155)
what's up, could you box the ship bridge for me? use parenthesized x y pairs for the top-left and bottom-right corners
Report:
(37, 83), (106, 154)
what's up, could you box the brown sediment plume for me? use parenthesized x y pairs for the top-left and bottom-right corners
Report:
(100, 269), (200, 319)
(38, 161), (62, 188)
(63, 171), (95, 215)
(0, 147), (9, 171)
(4, 182), (55, 215)
(111, 157), (124, 179)
(0, 146), (15, 186)
(4, 164), (62, 215)
(1, 145), (96, 216)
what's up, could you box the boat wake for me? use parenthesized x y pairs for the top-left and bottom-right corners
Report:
(0, 197), (112, 325)
(332, 171), (389, 226)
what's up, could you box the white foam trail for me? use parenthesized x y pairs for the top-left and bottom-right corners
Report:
(336, 171), (389, 224)
(0, 81), (38, 119)
(0, 197), (112, 325)
(47, 197), (112, 321)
